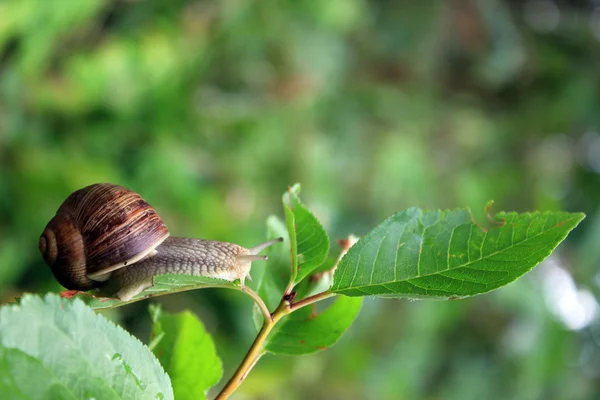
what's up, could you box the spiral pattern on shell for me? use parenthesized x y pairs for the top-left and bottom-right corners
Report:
(39, 183), (170, 290)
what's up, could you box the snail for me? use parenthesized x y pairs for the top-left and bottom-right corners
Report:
(39, 183), (282, 301)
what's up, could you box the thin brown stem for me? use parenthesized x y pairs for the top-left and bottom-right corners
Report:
(289, 291), (336, 311)
(214, 290), (338, 398)
(215, 301), (290, 399)
(215, 322), (273, 400)
(239, 287), (272, 322)
(283, 280), (295, 296)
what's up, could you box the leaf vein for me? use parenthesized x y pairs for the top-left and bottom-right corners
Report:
(370, 230), (389, 285)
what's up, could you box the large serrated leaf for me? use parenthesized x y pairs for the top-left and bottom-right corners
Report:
(265, 296), (362, 355)
(331, 208), (584, 299)
(0, 294), (173, 399)
(149, 305), (222, 400)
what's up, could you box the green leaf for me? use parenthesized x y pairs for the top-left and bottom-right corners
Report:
(282, 184), (330, 284)
(331, 208), (585, 299)
(311, 255), (338, 276)
(72, 275), (236, 310)
(282, 184), (300, 283)
(293, 256), (337, 301)
(0, 294), (172, 399)
(250, 216), (291, 329)
(251, 185), (331, 330)
(294, 236), (360, 301)
(265, 296), (362, 355)
(0, 345), (78, 399)
(149, 305), (222, 400)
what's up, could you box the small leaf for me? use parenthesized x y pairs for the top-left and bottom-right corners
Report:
(252, 216), (291, 309)
(293, 256), (337, 301)
(282, 184), (330, 284)
(282, 184), (300, 283)
(73, 275), (236, 310)
(331, 208), (585, 298)
(149, 305), (222, 400)
(294, 235), (361, 300)
(250, 216), (291, 329)
(0, 294), (173, 399)
(265, 296), (362, 355)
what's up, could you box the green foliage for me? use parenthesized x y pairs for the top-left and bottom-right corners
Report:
(266, 296), (362, 355)
(1, 2), (598, 397)
(283, 185), (330, 284)
(251, 216), (291, 315)
(150, 305), (222, 400)
(0, 184), (586, 399)
(74, 275), (236, 311)
(0, 346), (74, 400)
(331, 209), (585, 299)
(250, 184), (331, 328)
(0, 294), (172, 399)
(283, 186), (300, 283)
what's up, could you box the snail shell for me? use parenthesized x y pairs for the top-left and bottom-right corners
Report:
(39, 183), (169, 290)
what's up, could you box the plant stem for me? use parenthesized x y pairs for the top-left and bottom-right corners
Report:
(240, 287), (272, 322)
(289, 291), (335, 311)
(215, 301), (290, 399)
(283, 281), (295, 296)
(214, 290), (338, 399)
(215, 323), (271, 400)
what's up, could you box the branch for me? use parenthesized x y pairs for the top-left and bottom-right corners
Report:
(215, 301), (289, 399)
(240, 287), (272, 322)
(289, 291), (335, 312)
(214, 290), (338, 398)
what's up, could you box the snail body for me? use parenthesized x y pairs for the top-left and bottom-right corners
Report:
(39, 183), (282, 301)
(102, 237), (280, 301)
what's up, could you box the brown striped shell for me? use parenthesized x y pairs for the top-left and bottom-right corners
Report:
(39, 183), (170, 290)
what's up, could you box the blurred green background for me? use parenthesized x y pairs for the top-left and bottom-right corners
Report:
(1, 0), (600, 399)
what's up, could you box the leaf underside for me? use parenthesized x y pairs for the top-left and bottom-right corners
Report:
(72, 275), (236, 310)
(0, 294), (173, 399)
(331, 208), (585, 299)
